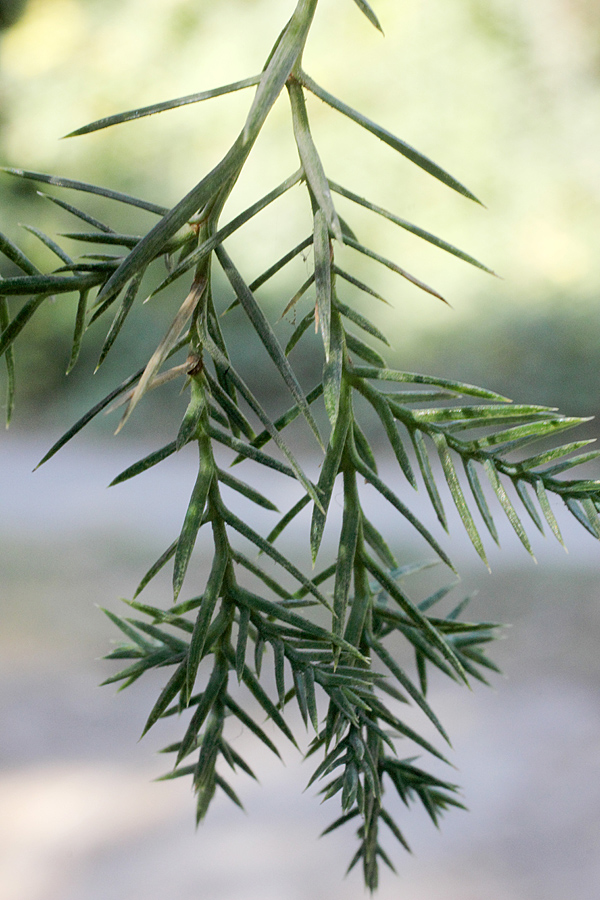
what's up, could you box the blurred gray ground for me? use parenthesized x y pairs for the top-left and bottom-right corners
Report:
(2, 435), (600, 900)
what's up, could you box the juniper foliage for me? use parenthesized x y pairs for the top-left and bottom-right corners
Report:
(2, 0), (599, 890)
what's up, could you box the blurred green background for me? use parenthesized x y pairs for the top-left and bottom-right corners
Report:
(2, 3), (600, 900)
(1, 0), (600, 429)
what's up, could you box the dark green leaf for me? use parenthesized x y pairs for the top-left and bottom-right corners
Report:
(124, 597), (193, 631)
(345, 845), (364, 876)
(56, 260), (119, 275)
(534, 478), (566, 547)
(515, 479), (544, 534)
(21, 225), (73, 265)
(38, 192), (115, 233)
(541, 449), (600, 477)
(208, 425), (296, 479)
(133, 541), (178, 598)
(231, 550), (293, 600)
(110, 441), (178, 486)
(352, 421), (378, 473)
(304, 664), (319, 730)
(516, 440), (596, 472)
(101, 648), (181, 688)
(218, 467), (278, 511)
(249, 236), (313, 292)
(362, 700), (448, 761)
(345, 331), (386, 367)
(565, 497), (600, 539)
(300, 73), (482, 203)
(177, 657), (228, 764)
(285, 307), (315, 355)
(412, 429), (447, 530)
(377, 846), (397, 875)
(433, 433), (488, 567)
(254, 635), (265, 677)
(353, 379), (415, 487)
(473, 417), (588, 452)
(96, 272), (144, 370)
(320, 809), (361, 837)
(351, 0), (384, 32)
(417, 582), (456, 613)
(236, 607), (251, 682)
(280, 272), (315, 320)
(224, 694), (282, 758)
(464, 458), (498, 543)
(0, 272), (100, 297)
(0, 229), (41, 275)
(333, 265), (390, 305)
(62, 231), (142, 248)
(362, 515), (397, 568)
(66, 75), (262, 137)
(215, 774), (245, 811)
(330, 181), (493, 272)
(333, 469), (361, 640)
(37, 364), (149, 468)
(129, 619), (189, 652)
(293, 666), (309, 726)
(345, 235), (447, 303)
(313, 208), (333, 356)
(328, 687), (361, 726)
(141, 664), (186, 737)
(0, 297), (14, 426)
(364, 557), (466, 683)
(227, 647), (298, 748)
(2, 167), (168, 215)
(311, 389), (350, 560)
(368, 636), (449, 742)
(352, 366), (510, 401)
(216, 245), (323, 449)
(205, 371), (255, 440)
(266, 493), (310, 544)
(173, 445), (214, 599)
(341, 761), (359, 810)
(334, 297), (389, 345)
(323, 307), (345, 425)
(307, 741), (348, 788)
(186, 540), (229, 697)
(271, 638), (286, 706)
(220, 738), (258, 781)
(0, 293), (46, 358)
(224, 511), (332, 611)
(352, 450), (454, 570)
(65, 290), (89, 374)
(101, 608), (155, 651)
(380, 808), (412, 852)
